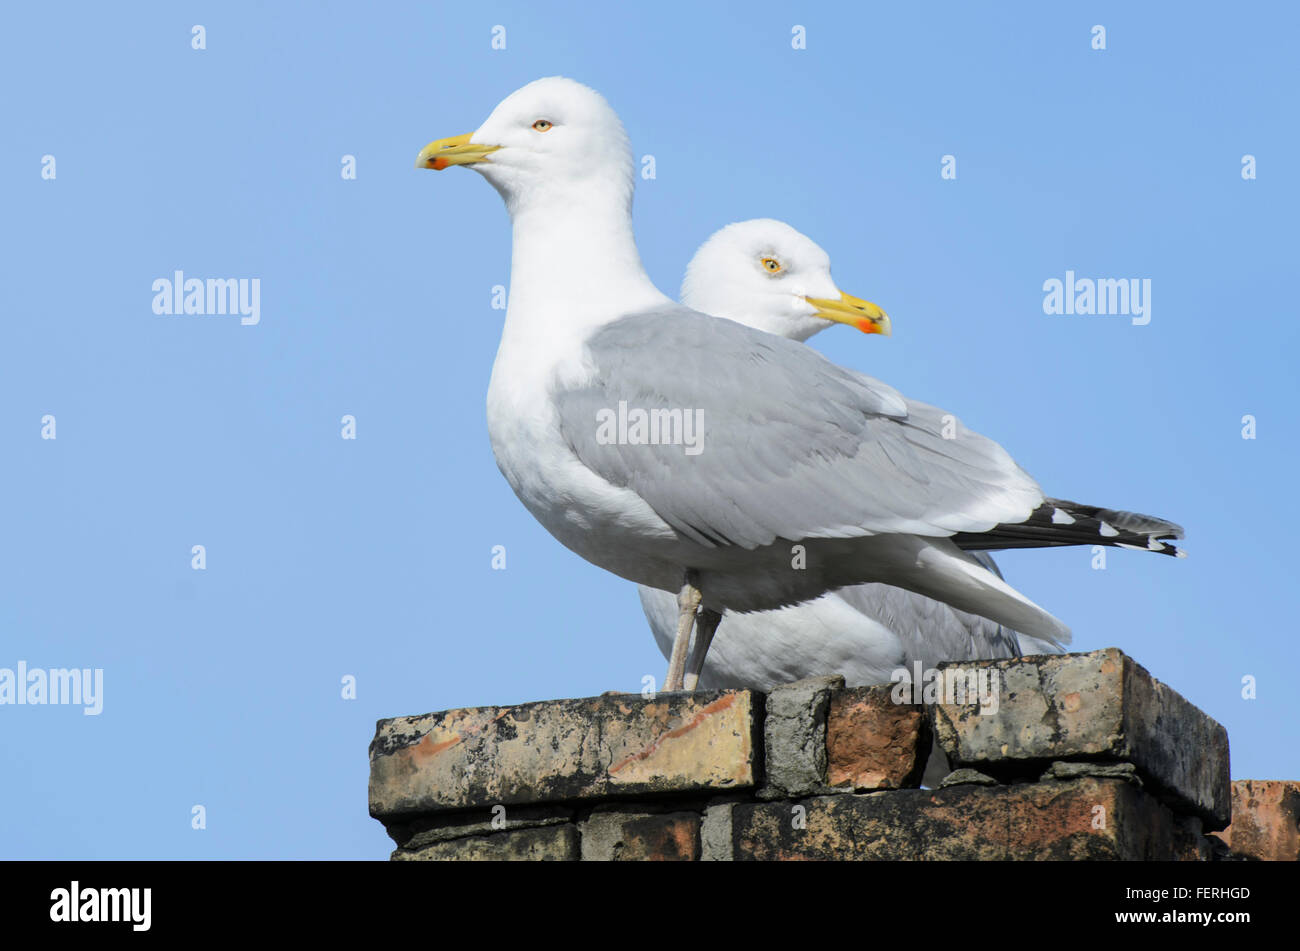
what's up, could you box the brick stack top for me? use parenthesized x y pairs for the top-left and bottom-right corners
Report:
(368, 648), (1293, 861)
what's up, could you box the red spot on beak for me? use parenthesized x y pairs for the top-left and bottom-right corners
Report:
(431, 157), (449, 170)
(856, 320), (874, 334)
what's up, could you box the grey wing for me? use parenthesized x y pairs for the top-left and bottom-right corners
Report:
(967, 551), (1066, 654)
(834, 580), (1020, 665)
(555, 307), (1045, 549)
(833, 550), (1064, 664)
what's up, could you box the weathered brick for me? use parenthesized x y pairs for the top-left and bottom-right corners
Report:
(825, 684), (926, 791)
(761, 675), (842, 797)
(580, 809), (700, 861)
(715, 778), (1182, 860)
(392, 824), (578, 861)
(700, 802), (734, 861)
(369, 690), (758, 819)
(1171, 815), (1218, 862)
(937, 768), (998, 788)
(931, 649), (1230, 828)
(384, 804), (574, 849)
(1210, 780), (1300, 861)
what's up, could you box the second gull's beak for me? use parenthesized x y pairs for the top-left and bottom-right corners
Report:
(804, 292), (892, 336)
(416, 132), (501, 170)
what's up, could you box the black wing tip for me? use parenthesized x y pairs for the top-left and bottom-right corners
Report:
(954, 499), (1188, 557)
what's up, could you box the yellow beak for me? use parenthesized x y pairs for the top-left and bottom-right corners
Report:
(415, 132), (501, 170)
(804, 292), (892, 336)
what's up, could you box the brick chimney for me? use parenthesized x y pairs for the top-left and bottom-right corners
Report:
(367, 648), (1296, 861)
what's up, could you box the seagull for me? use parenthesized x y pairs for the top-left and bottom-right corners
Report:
(416, 77), (1183, 692)
(638, 218), (1062, 690)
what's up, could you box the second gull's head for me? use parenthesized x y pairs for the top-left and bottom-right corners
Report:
(681, 219), (890, 341)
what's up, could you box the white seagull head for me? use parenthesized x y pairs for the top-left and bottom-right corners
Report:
(681, 219), (891, 342)
(416, 77), (634, 218)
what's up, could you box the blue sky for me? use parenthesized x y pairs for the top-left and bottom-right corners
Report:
(1, 2), (1296, 859)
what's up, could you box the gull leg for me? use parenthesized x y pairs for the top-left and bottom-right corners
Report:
(663, 572), (702, 692)
(683, 609), (722, 692)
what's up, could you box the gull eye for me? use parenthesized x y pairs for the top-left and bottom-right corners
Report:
(761, 257), (783, 274)
(532, 119), (553, 132)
